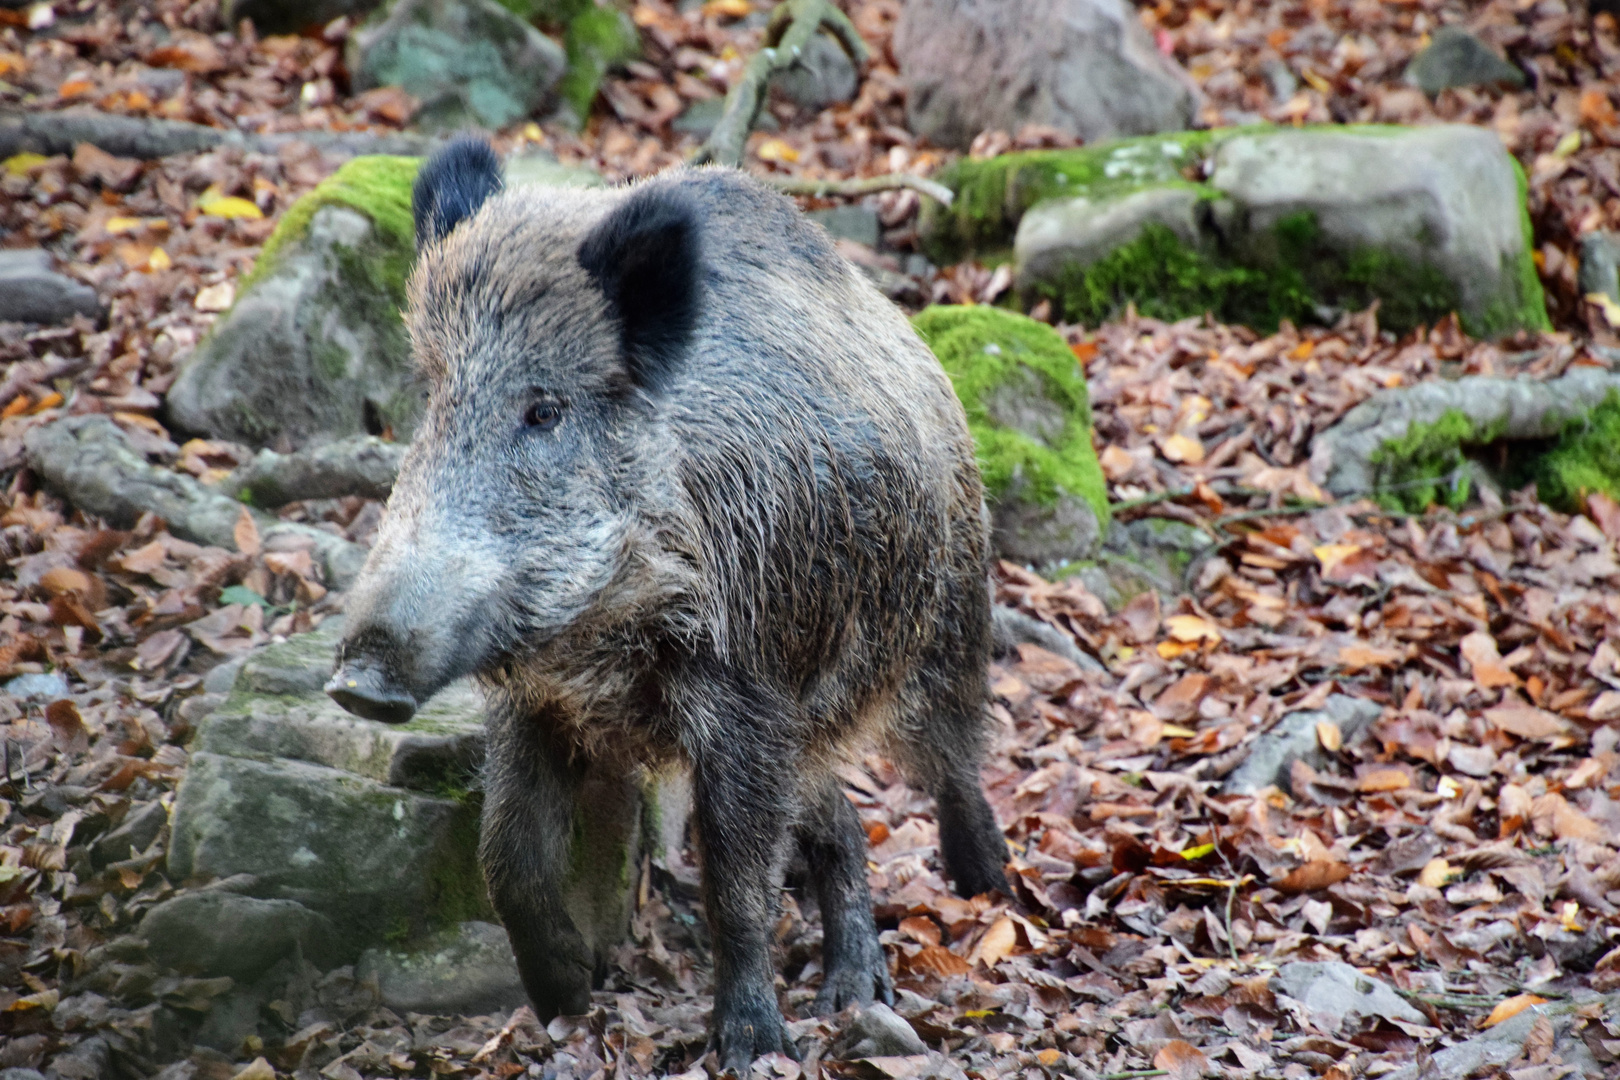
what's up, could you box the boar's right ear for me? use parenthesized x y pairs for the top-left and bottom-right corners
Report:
(412, 136), (503, 247)
(577, 185), (703, 394)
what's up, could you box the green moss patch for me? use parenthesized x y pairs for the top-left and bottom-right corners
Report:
(245, 155), (420, 295)
(1366, 409), (1495, 513)
(920, 132), (1214, 265)
(912, 306), (1109, 527)
(1534, 390), (1620, 511)
(560, 5), (640, 120)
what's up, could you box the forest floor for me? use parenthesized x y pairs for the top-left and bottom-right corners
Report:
(2, 0), (1620, 1078)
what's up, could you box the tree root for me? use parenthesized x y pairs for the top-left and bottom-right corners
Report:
(691, 0), (869, 167)
(219, 436), (407, 508)
(765, 171), (954, 207)
(24, 416), (368, 588)
(1, 108), (442, 162)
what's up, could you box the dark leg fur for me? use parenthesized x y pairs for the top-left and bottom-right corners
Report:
(892, 663), (1010, 900)
(796, 781), (892, 1015)
(675, 670), (799, 1072)
(480, 706), (594, 1019)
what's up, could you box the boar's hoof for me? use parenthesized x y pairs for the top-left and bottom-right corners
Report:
(509, 927), (593, 1020)
(711, 996), (797, 1073)
(812, 945), (894, 1016)
(325, 662), (418, 725)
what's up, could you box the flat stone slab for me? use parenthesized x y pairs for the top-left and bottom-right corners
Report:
(0, 249), (103, 324)
(168, 751), (488, 945)
(197, 622), (484, 792)
(357, 920), (527, 1015)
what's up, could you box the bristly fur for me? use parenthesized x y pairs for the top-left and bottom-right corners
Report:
(412, 136), (504, 247)
(333, 165), (1010, 1071)
(577, 185), (704, 394)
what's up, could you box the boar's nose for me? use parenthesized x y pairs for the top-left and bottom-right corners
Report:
(325, 660), (418, 725)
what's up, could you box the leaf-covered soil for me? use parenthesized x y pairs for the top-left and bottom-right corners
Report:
(3, 0), (1620, 1078)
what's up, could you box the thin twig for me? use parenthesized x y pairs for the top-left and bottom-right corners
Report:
(764, 171), (954, 206)
(691, 0), (869, 167)
(1102, 1071), (1167, 1080)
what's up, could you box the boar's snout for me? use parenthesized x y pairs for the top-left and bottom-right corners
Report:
(326, 655), (418, 725)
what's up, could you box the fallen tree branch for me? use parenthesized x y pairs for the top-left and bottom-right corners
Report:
(219, 436), (407, 508)
(24, 416), (368, 588)
(0, 108), (442, 162)
(691, 0), (869, 167)
(765, 171), (954, 207)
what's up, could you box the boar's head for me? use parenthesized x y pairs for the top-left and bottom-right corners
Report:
(327, 137), (702, 724)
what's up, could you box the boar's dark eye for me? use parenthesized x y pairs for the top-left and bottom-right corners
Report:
(524, 400), (563, 431)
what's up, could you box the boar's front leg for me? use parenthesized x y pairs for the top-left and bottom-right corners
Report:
(480, 705), (593, 1019)
(679, 676), (798, 1071)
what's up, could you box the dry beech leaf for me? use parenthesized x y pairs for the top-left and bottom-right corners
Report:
(1358, 769), (1410, 792)
(44, 699), (89, 755)
(1484, 703), (1566, 740)
(971, 915), (1017, 968)
(1159, 432), (1205, 464)
(1482, 993), (1546, 1028)
(1417, 857), (1455, 889)
(897, 916), (940, 947)
(1316, 719), (1342, 751)
(234, 506), (261, 557)
(903, 944), (970, 978)
(1460, 630), (1519, 688)
(1152, 1039), (1210, 1080)
(1275, 860), (1350, 893)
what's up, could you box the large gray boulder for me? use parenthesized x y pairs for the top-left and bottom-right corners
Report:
(163, 620), (654, 988)
(0, 249), (102, 324)
(165, 156), (422, 452)
(348, 0), (567, 131)
(893, 0), (1197, 150)
(140, 891), (342, 981)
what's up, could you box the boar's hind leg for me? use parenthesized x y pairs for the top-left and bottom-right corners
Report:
(680, 678), (798, 1071)
(893, 671), (1010, 899)
(480, 707), (594, 1019)
(798, 779), (893, 1015)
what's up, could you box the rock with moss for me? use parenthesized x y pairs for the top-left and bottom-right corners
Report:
(922, 124), (1549, 338)
(163, 620), (650, 991)
(348, 0), (567, 131)
(1308, 369), (1620, 512)
(166, 153), (601, 452)
(165, 156), (422, 452)
(913, 306), (1110, 571)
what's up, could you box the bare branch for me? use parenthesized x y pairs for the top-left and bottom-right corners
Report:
(691, 0), (870, 168)
(765, 171), (954, 207)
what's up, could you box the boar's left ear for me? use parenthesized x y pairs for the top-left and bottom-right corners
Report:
(577, 184), (703, 394)
(413, 136), (503, 247)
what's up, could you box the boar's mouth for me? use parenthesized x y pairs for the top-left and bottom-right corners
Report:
(325, 658), (419, 725)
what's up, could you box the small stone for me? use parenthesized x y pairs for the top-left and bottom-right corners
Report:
(832, 1002), (928, 1059)
(1405, 27), (1525, 97)
(1579, 231), (1620, 304)
(1271, 961), (1428, 1029)
(356, 920), (527, 1014)
(91, 799), (168, 868)
(770, 31), (858, 111)
(348, 0), (567, 131)
(1223, 694), (1382, 796)
(0, 250), (102, 325)
(3, 671), (69, 701)
(140, 891), (341, 982)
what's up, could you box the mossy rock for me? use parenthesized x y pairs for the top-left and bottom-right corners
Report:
(1536, 390), (1620, 511)
(166, 156), (424, 452)
(921, 124), (1548, 338)
(913, 305), (1109, 571)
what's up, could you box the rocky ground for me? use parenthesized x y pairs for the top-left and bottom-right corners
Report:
(3, 0), (1620, 1079)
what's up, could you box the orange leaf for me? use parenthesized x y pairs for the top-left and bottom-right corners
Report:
(1358, 769), (1410, 792)
(902, 944), (970, 977)
(1460, 630), (1519, 688)
(1482, 993), (1546, 1028)
(1152, 1039), (1210, 1080)
(234, 507), (261, 557)
(1417, 858), (1455, 889)
(970, 915), (1017, 968)
(897, 916), (940, 947)
(58, 77), (93, 98)
(1071, 340), (1098, 363)
(1159, 432), (1205, 464)
(1336, 643), (1403, 670)
(1275, 860), (1350, 894)
(38, 566), (91, 597)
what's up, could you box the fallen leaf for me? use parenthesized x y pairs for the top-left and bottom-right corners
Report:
(45, 699), (89, 755)
(1159, 432), (1205, 464)
(38, 566), (91, 597)
(1153, 1039), (1210, 1080)
(902, 944), (970, 977)
(970, 915), (1017, 968)
(1316, 719), (1342, 751)
(1484, 703), (1566, 739)
(231, 1058), (277, 1080)
(755, 138), (799, 163)
(1164, 614), (1222, 644)
(194, 281), (235, 311)
(1482, 993), (1546, 1028)
(1312, 543), (1362, 577)
(1275, 860), (1350, 893)
(1417, 858), (1455, 889)
(197, 193), (264, 220)
(1357, 769), (1410, 792)
(1460, 630), (1519, 688)
(234, 507), (261, 557)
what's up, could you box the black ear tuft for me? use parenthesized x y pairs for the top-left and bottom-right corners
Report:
(413, 136), (503, 247)
(577, 184), (703, 393)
